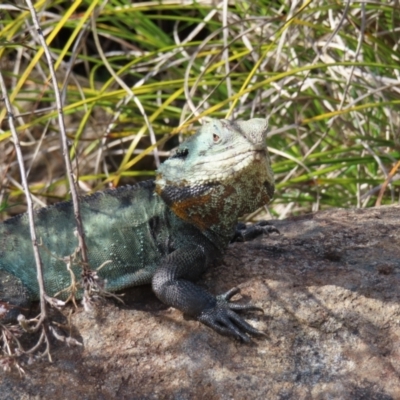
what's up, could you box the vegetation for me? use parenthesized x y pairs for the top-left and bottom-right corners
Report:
(1, 0), (399, 220)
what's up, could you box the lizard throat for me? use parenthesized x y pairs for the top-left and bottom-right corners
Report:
(155, 157), (274, 234)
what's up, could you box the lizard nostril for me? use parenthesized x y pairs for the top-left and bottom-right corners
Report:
(171, 148), (189, 160)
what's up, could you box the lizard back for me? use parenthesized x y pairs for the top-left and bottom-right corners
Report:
(1, 181), (174, 300)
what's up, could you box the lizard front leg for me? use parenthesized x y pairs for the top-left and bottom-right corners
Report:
(152, 245), (265, 342)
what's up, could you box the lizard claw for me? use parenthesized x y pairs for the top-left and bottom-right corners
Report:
(198, 288), (266, 342)
(231, 220), (279, 243)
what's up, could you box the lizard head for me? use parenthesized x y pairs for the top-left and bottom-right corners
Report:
(155, 118), (274, 237)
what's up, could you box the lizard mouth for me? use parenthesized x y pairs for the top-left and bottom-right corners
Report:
(194, 148), (266, 169)
(157, 148), (270, 187)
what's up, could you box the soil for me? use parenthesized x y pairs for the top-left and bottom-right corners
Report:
(1, 205), (400, 399)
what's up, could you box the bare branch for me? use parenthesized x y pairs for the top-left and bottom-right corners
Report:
(24, 1), (90, 270)
(0, 69), (47, 330)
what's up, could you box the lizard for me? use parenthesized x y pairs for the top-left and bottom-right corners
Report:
(0, 118), (275, 342)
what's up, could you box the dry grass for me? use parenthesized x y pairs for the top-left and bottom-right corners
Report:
(1, 0), (399, 220)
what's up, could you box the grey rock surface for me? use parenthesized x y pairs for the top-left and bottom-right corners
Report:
(1, 205), (400, 399)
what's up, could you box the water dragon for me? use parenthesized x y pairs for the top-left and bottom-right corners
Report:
(0, 118), (274, 342)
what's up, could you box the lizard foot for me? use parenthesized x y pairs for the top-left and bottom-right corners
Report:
(198, 287), (266, 342)
(231, 220), (280, 242)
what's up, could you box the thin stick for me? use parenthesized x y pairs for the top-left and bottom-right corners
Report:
(0, 71), (47, 329)
(90, 9), (160, 169)
(25, 0), (89, 268)
(375, 160), (400, 207)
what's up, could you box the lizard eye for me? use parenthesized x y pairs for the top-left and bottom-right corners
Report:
(213, 133), (220, 142)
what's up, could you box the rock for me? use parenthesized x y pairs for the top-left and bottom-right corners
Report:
(1, 205), (400, 399)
